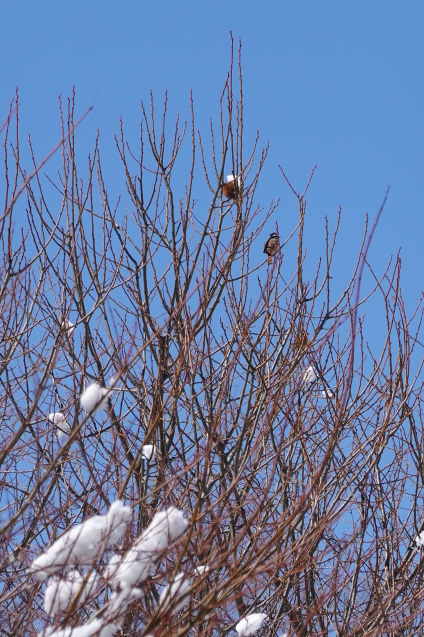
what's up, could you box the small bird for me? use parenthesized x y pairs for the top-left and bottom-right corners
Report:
(221, 174), (240, 200)
(293, 329), (309, 352)
(263, 232), (279, 264)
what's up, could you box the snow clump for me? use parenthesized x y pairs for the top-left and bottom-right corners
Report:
(107, 507), (188, 589)
(30, 500), (132, 581)
(236, 613), (268, 636)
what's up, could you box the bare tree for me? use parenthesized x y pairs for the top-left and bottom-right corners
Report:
(1, 39), (424, 637)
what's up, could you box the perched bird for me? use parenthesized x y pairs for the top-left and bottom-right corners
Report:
(221, 174), (240, 200)
(293, 329), (309, 352)
(263, 232), (279, 264)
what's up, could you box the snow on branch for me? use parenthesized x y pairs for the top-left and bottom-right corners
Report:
(48, 412), (70, 438)
(80, 382), (110, 414)
(236, 613), (268, 636)
(158, 572), (191, 616)
(44, 571), (98, 617)
(106, 507), (189, 589)
(29, 501), (132, 581)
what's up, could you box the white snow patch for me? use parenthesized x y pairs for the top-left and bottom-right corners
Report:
(109, 507), (188, 588)
(416, 531), (424, 547)
(158, 573), (190, 615)
(30, 500), (132, 581)
(62, 320), (76, 336)
(141, 445), (156, 461)
(48, 413), (70, 437)
(303, 365), (316, 384)
(38, 617), (118, 637)
(236, 613), (268, 636)
(104, 586), (143, 622)
(103, 554), (122, 585)
(80, 382), (110, 414)
(44, 570), (98, 617)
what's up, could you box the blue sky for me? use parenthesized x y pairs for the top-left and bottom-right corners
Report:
(1, 2), (423, 322)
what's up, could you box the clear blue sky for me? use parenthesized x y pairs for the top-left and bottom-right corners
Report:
(1, 1), (423, 320)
